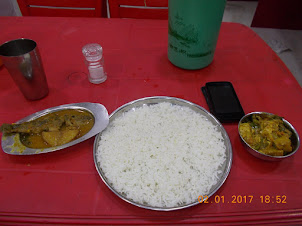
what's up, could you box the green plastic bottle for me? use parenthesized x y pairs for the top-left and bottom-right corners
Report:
(168, 0), (226, 70)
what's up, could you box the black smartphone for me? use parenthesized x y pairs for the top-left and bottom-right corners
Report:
(201, 81), (245, 123)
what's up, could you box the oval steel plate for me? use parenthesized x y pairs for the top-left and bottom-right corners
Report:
(1, 102), (109, 155)
(93, 96), (232, 211)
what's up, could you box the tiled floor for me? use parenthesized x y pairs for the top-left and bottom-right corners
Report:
(223, 1), (302, 87)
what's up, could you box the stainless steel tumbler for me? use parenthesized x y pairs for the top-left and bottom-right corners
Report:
(0, 38), (49, 100)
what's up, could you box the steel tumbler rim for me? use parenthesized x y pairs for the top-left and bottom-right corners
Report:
(0, 38), (37, 57)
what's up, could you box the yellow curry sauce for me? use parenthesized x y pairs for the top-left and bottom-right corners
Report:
(18, 109), (94, 149)
(239, 114), (292, 156)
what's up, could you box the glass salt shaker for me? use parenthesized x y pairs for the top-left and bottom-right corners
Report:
(82, 43), (107, 84)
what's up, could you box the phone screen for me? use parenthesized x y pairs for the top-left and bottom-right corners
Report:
(202, 82), (245, 122)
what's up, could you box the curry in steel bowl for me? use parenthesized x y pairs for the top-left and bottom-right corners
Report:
(239, 112), (299, 157)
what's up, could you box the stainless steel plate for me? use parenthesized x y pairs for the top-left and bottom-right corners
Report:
(2, 102), (109, 155)
(93, 96), (232, 211)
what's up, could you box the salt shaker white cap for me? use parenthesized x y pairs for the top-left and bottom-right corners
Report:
(82, 43), (103, 61)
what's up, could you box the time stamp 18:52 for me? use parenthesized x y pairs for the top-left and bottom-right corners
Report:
(198, 195), (287, 204)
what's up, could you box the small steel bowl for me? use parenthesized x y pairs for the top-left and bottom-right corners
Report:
(238, 112), (300, 161)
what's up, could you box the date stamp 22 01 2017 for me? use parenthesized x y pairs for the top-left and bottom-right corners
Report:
(198, 195), (287, 204)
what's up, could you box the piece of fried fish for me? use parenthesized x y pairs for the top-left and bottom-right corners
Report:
(0, 114), (93, 134)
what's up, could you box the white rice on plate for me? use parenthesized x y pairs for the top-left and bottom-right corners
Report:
(96, 102), (226, 208)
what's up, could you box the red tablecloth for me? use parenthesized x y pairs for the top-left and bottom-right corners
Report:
(0, 17), (302, 225)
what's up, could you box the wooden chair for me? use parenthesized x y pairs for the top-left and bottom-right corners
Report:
(17, 0), (105, 17)
(107, 0), (168, 19)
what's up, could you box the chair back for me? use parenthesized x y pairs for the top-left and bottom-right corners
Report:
(17, 0), (104, 17)
(107, 0), (168, 19)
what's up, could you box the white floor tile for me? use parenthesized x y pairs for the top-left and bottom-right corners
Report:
(223, 1), (302, 87)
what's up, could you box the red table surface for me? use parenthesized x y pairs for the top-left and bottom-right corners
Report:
(0, 17), (302, 225)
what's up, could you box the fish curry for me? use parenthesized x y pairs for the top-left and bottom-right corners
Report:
(1, 109), (94, 148)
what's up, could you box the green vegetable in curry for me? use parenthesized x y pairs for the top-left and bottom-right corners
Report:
(239, 114), (292, 156)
